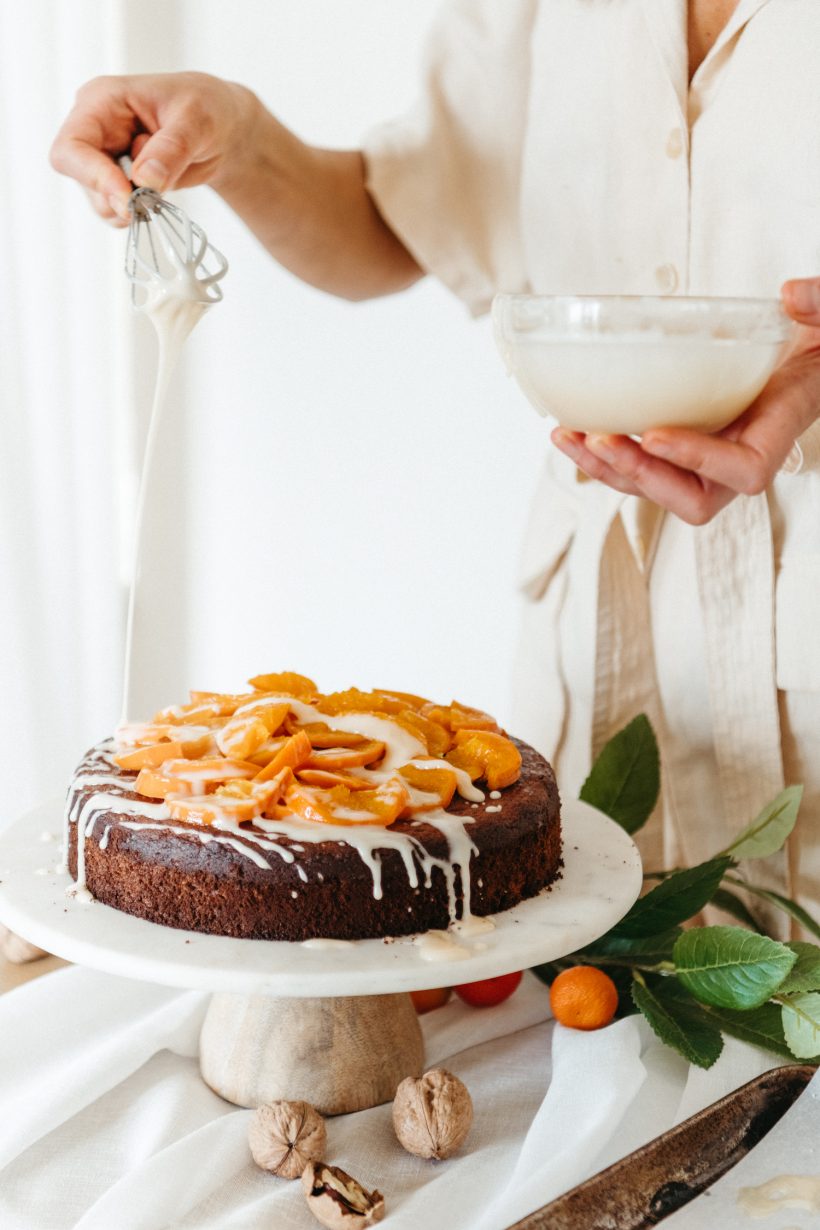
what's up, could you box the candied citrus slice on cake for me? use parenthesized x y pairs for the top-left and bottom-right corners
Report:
(283, 781), (336, 824)
(254, 730), (313, 782)
(135, 765), (189, 799)
(167, 776), (289, 826)
(136, 757), (260, 799)
(305, 740), (386, 770)
(247, 671), (318, 699)
(420, 701), (500, 735)
(216, 704), (289, 759)
(285, 777), (410, 826)
(318, 688), (406, 716)
(115, 723), (214, 758)
(296, 768), (373, 791)
(445, 730), (522, 790)
(392, 710), (451, 758)
(246, 736), (289, 766)
(398, 764), (459, 811)
(372, 688), (431, 711)
(188, 691), (258, 716)
(114, 742), (185, 770)
(285, 719), (367, 749)
(152, 699), (224, 724)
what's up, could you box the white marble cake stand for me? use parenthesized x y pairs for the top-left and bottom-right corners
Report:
(0, 796), (641, 1113)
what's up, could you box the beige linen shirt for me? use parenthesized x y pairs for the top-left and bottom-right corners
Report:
(364, 0), (820, 932)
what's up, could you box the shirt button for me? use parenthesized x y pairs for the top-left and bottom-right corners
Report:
(655, 263), (680, 293)
(665, 128), (685, 159)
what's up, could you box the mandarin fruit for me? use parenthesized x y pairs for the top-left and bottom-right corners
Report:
(410, 987), (452, 1014)
(548, 966), (618, 1030)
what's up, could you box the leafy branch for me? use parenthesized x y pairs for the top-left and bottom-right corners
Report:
(534, 717), (820, 1068)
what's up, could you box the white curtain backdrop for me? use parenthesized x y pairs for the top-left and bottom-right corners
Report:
(1, 1), (546, 822)
(0, 2), (127, 818)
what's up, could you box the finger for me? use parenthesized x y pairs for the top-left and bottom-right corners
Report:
(131, 132), (151, 161)
(782, 278), (820, 326)
(551, 429), (644, 497)
(86, 188), (129, 226)
(130, 112), (201, 192)
(641, 355), (820, 492)
(50, 113), (133, 210)
(51, 134), (133, 212)
(638, 427), (773, 495)
(581, 433), (735, 524)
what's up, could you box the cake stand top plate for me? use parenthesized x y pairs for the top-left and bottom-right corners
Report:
(0, 796), (641, 996)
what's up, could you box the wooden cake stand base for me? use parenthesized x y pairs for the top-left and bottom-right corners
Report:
(200, 991), (423, 1112)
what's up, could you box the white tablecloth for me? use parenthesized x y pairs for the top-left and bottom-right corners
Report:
(0, 967), (779, 1230)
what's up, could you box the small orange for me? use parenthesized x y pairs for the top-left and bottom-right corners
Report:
(410, 987), (452, 1015)
(548, 966), (618, 1031)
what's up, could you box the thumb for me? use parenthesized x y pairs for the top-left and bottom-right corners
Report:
(782, 277), (820, 325)
(130, 123), (194, 193)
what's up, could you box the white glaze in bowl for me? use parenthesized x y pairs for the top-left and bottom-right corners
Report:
(492, 294), (795, 435)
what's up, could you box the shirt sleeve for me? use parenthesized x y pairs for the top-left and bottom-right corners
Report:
(362, 0), (537, 317)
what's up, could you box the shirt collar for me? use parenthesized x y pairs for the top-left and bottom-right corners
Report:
(639, 0), (774, 119)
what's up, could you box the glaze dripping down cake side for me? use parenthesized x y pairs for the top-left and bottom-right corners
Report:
(64, 673), (562, 941)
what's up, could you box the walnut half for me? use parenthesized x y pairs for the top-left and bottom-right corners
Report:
(302, 1161), (385, 1228)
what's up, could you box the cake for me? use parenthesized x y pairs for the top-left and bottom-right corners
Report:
(64, 673), (562, 941)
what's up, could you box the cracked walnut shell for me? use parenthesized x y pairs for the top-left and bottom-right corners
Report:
(392, 1067), (473, 1159)
(302, 1161), (385, 1228)
(248, 1099), (326, 1179)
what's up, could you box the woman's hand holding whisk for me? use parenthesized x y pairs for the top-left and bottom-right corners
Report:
(50, 71), (421, 299)
(50, 72), (256, 225)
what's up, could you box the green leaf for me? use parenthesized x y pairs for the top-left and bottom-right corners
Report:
(778, 942), (820, 995)
(580, 928), (682, 965)
(780, 992), (820, 1059)
(631, 977), (723, 1069)
(699, 1001), (793, 1060)
(674, 926), (796, 1010)
(579, 714), (660, 835)
(723, 786), (803, 860)
(611, 857), (732, 938)
(725, 879), (820, 941)
(710, 887), (766, 932)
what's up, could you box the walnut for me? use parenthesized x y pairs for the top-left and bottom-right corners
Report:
(392, 1067), (473, 1160)
(248, 1100), (326, 1179)
(302, 1161), (385, 1228)
(0, 927), (48, 964)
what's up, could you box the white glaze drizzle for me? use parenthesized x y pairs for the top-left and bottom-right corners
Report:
(121, 272), (214, 725)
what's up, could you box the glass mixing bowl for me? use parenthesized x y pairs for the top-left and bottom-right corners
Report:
(492, 294), (796, 435)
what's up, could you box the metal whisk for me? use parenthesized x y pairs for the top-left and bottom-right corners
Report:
(123, 175), (228, 307)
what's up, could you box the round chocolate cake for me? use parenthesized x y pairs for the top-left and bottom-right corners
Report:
(64, 676), (563, 941)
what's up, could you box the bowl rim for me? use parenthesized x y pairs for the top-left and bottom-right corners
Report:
(492, 291), (787, 308)
(491, 292), (795, 343)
